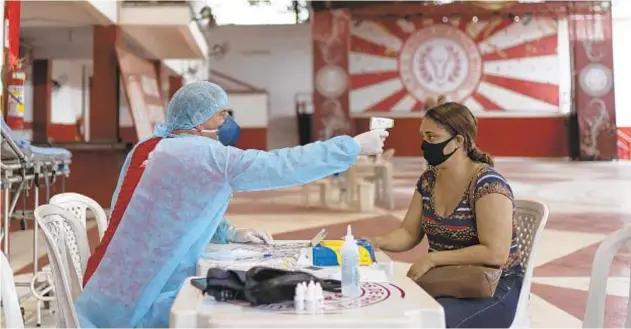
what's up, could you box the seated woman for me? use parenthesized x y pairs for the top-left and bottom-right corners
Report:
(368, 102), (523, 328)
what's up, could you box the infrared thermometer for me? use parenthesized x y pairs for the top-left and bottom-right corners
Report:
(369, 117), (394, 130)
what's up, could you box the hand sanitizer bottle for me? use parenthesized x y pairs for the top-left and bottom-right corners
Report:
(294, 282), (305, 311)
(305, 281), (316, 312)
(341, 225), (361, 298)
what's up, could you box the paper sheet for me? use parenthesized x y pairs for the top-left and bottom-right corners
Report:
(307, 266), (390, 283)
(202, 250), (265, 260)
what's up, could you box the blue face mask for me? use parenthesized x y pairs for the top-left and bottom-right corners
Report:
(202, 115), (241, 146)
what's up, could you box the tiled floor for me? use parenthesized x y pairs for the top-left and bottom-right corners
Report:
(4, 157), (631, 327)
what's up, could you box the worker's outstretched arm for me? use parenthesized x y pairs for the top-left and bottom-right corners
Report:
(210, 218), (236, 244)
(212, 135), (360, 192)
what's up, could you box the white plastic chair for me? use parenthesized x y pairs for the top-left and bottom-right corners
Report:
(1, 251), (25, 329)
(50, 192), (108, 240)
(34, 193), (107, 302)
(377, 148), (396, 162)
(301, 178), (331, 207)
(583, 225), (631, 328)
(34, 204), (88, 328)
(510, 199), (550, 328)
(340, 165), (374, 210)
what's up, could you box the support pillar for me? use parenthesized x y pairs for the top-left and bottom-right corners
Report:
(311, 9), (352, 141)
(569, 4), (617, 160)
(152, 60), (170, 106)
(168, 75), (183, 100)
(152, 60), (161, 82)
(32, 60), (51, 142)
(90, 25), (121, 142)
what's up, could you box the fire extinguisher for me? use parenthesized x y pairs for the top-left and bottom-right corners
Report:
(5, 69), (25, 130)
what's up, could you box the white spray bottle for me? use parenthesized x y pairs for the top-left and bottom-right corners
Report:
(340, 224), (361, 298)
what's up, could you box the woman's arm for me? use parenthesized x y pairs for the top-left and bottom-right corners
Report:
(210, 136), (361, 192)
(374, 191), (425, 252)
(428, 193), (514, 267)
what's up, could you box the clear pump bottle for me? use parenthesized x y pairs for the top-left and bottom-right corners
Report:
(341, 225), (361, 297)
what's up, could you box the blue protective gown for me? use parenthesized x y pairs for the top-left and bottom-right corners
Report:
(74, 134), (360, 328)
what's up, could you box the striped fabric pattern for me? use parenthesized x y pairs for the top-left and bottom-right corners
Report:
(416, 165), (524, 277)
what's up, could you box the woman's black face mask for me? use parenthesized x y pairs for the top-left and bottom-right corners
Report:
(421, 136), (458, 167)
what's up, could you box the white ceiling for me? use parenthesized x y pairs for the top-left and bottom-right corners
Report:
(21, 1), (112, 28)
(20, 26), (153, 60)
(19, 1), (207, 60)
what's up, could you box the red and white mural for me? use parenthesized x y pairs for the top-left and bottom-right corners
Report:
(349, 16), (562, 113)
(569, 13), (617, 160)
(312, 9), (353, 141)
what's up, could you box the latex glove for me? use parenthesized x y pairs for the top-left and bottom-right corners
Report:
(353, 129), (389, 155)
(231, 229), (273, 244)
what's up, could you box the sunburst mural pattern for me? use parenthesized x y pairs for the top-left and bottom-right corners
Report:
(349, 16), (563, 113)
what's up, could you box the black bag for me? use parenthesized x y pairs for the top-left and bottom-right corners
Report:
(203, 266), (341, 306)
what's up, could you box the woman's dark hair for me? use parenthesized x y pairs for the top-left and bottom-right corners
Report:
(436, 95), (447, 104)
(425, 102), (494, 167)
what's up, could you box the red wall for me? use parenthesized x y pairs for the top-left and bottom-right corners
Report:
(115, 127), (268, 150)
(235, 128), (268, 150)
(355, 116), (569, 157)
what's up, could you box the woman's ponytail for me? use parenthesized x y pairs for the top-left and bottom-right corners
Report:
(468, 148), (494, 167)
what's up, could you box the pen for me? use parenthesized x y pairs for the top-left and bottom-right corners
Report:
(235, 254), (273, 261)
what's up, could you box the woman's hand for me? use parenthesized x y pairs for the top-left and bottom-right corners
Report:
(406, 255), (436, 281)
(340, 235), (383, 249)
(364, 236), (385, 249)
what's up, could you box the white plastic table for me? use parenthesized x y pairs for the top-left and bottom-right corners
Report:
(170, 241), (445, 328)
(170, 276), (445, 328)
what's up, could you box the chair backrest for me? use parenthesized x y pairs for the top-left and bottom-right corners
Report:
(1, 251), (25, 329)
(380, 148), (396, 162)
(514, 199), (549, 270)
(34, 204), (88, 328)
(50, 192), (108, 241)
(583, 225), (631, 328)
(511, 199), (550, 326)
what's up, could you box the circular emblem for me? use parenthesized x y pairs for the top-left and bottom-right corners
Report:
(579, 63), (613, 98)
(228, 283), (392, 314)
(315, 65), (348, 98)
(399, 24), (482, 102)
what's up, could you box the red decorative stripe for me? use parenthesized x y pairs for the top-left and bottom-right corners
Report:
(443, 224), (471, 231)
(423, 216), (436, 224)
(83, 137), (162, 286)
(452, 19), (467, 31)
(365, 88), (408, 112)
(474, 18), (514, 43)
(378, 19), (412, 45)
(483, 75), (559, 106)
(481, 34), (558, 61)
(411, 100), (425, 112)
(350, 35), (399, 58)
(471, 93), (502, 111)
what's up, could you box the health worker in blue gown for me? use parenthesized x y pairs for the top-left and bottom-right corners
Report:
(75, 81), (389, 328)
